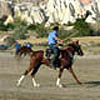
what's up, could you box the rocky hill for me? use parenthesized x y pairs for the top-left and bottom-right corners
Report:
(0, 0), (100, 26)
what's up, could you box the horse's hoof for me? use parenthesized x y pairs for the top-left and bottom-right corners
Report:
(78, 82), (82, 85)
(80, 83), (83, 85)
(16, 82), (20, 87)
(34, 84), (40, 88)
(56, 84), (63, 88)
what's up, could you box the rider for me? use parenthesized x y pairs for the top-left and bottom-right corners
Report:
(23, 42), (32, 49)
(47, 26), (63, 67)
(15, 41), (21, 53)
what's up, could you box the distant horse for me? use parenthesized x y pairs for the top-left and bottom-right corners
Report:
(15, 46), (33, 57)
(17, 40), (84, 88)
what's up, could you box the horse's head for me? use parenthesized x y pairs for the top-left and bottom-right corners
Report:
(67, 40), (84, 56)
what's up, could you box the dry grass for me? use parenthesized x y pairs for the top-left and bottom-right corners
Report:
(72, 36), (100, 43)
(18, 38), (48, 45)
(18, 36), (100, 45)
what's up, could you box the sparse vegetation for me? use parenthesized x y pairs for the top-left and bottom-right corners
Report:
(90, 22), (100, 36)
(4, 37), (15, 46)
(27, 23), (48, 38)
(0, 18), (100, 47)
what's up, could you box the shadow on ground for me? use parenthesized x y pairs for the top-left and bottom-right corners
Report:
(83, 81), (100, 87)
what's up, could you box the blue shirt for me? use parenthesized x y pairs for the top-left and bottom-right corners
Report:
(48, 30), (58, 45)
(15, 43), (20, 51)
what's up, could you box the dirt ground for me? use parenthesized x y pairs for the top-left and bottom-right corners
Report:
(0, 52), (100, 100)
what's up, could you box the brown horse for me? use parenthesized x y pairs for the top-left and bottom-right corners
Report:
(16, 40), (84, 88)
(15, 46), (33, 57)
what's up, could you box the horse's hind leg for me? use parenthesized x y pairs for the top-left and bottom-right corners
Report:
(15, 51), (20, 59)
(15, 51), (22, 61)
(17, 64), (33, 87)
(31, 63), (41, 87)
(56, 68), (64, 88)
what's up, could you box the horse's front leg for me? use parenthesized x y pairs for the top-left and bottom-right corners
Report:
(56, 68), (64, 88)
(68, 68), (82, 85)
(31, 63), (41, 88)
(17, 64), (33, 87)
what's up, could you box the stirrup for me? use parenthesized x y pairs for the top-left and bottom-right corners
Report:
(49, 61), (56, 70)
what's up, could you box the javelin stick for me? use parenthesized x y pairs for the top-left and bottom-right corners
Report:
(58, 38), (72, 47)
(63, 37), (79, 43)
(60, 38), (79, 47)
(62, 38), (74, 45)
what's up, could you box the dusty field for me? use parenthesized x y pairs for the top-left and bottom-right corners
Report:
(0, 52), (100, 100)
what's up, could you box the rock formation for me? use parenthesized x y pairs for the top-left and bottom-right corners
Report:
(0, 0), (100, 26)
(0, 0), (11, 17)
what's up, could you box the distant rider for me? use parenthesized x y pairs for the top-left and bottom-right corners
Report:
(15, 41), (21, 53)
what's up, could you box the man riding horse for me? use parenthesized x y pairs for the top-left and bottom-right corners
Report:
(16, 25), (84, 88)
(46, 26), (63, 68)
(16, 39), (84, 88)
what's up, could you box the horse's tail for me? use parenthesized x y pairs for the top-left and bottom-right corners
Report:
(15, 47), (34, 57)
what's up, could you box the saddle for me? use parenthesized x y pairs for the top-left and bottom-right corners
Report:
(45, 48), (53, 60)
(45, 48), (60, 67)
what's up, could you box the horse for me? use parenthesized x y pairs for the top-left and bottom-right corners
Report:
(15, 46), (33, 58)
(16, 40), (84, 88)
